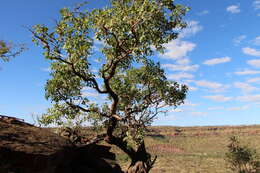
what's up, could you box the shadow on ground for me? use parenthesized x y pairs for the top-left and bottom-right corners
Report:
(0, 115), (123, 173)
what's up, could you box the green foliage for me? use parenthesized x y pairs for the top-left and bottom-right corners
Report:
(32, 0), (188, 169)
(0, 40), (11, 61)
(225, 136), (260, 173)
(0, 40), (26, 61)
(39, 103), (84, 126)
(33, 0), (188, 128)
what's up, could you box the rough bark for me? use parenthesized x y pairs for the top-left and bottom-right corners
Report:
(126, 142), (157, 173)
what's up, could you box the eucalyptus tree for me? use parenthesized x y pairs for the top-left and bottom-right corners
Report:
(0, 40), (25, 62)
(31, 0), (189, 172)
(0, 40), (12, 61)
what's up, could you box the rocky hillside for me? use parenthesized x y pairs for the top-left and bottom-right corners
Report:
(0, 115), (123, 173)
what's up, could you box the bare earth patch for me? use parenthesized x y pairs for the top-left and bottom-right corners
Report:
(148, 144), (184, 154)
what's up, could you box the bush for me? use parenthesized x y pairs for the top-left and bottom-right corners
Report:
(225, 136), (260, 173)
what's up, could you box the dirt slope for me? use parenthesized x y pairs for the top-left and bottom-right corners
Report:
(0, 115), (123, 173)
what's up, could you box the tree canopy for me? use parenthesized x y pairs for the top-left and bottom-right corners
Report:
(32, 0), (189, 172)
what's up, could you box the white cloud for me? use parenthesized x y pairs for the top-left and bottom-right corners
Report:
(237, 94), (260, 102)
(183, 102), (199, 107)
(93, 38), (106, 51)
(233, 82), (258, 93)
(179, 21), (203, 38)
(252, 36), (260, 45)
(168, 108), (184, 113)
(93, 58), (101, 63)
(167, 73), (194, 80)
(41, 67), (51, 72)
(162, 63), (199, 72)
(184, 79), (195, 84)
(203, 95), (232, 102)
(247, 77), (260, 83)
(242, 47), (260, 56)
(226, 5), (241, 14)
(235, 69), (260, 75)
(90, 68), (98, 73)
(227, 105), (250, 111)
(160, 20), (202, 59)
(191, 112), (207, 116)
(82, 87), (99, 98)
(208, 106), (224, 111)
(176, 58), (190, 65)
(253, 0), (260, 10)
(94, 38), (105, 46)
(233, 35), (246, 45)
(194, 80), (229, 92)
(197, 10), (209, 16)
(195, 80), (221, 89)
(203, 56), (231, 66)
(161, 40), (196, 59)
(247, 59), (260, 68)
(188, 86), (198, 91)
(82, 91), (99, 98)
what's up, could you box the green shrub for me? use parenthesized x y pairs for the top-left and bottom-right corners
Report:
(225, 136), (260, 173)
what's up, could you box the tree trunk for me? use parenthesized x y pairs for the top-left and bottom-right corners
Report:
(126, 142), (157, 173)
(126, 161), (148, 173)
(105, 133), (156, 173)
(105, 117), (156, 173)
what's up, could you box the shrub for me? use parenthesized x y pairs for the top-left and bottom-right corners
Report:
(225, 136), (260, 173)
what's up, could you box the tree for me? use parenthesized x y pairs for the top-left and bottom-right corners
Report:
(0, 40), (25, 62)
(0, 40), (12, 62)
(31, 0), (188, 172)
(226, 136), (260, 173)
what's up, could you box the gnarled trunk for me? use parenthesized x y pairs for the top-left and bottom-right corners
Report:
(105, 133), (156, 173)
(126, 142), (157, 173)
(126, 161), (148, 173)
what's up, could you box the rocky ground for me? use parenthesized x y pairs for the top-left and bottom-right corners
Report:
(0, 115), (123, 173)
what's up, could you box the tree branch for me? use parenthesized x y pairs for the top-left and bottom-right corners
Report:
(31, 29), (108, 95)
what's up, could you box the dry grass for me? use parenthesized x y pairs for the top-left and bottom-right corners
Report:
(112, 125), (260, 173)
(55, 125), (260, 172)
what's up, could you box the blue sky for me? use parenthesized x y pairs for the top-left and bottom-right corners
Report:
(1, 0), (260, 126)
